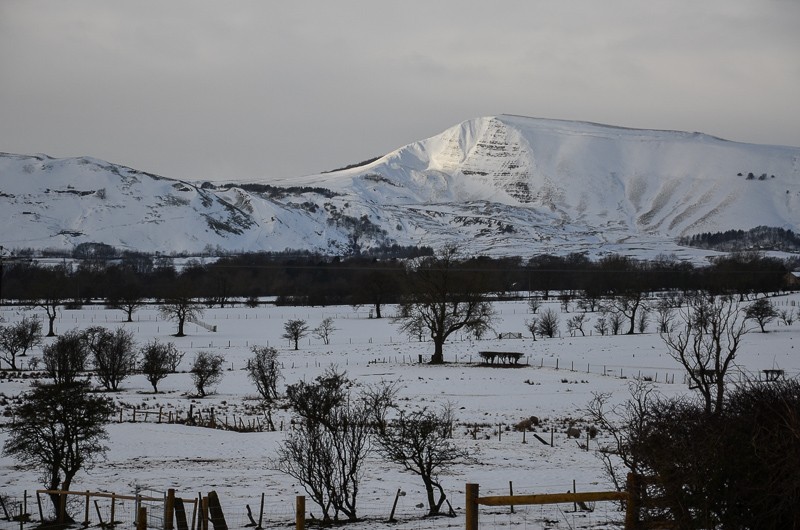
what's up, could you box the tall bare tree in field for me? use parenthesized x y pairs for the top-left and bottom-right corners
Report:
(395, 246), (494, 364)
(660, 294), (747, 414)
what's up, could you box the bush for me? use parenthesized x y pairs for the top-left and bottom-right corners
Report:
(628, 380), (800, 528)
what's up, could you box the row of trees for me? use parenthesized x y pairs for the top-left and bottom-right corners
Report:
(3, 341), (469, 524)
(2, 248), (791, 311)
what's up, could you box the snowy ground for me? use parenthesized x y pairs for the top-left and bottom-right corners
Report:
(2, 295), (800, 529)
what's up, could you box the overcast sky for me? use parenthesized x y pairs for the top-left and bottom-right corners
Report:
(1, 1), (798, 183)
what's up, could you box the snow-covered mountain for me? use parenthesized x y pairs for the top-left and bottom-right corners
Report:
(2, 115), (800, 259)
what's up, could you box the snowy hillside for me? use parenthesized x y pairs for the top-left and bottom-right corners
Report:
(2, 115), (800, 258)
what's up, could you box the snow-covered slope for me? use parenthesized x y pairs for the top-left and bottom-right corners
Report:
(3, 115), (800, 258)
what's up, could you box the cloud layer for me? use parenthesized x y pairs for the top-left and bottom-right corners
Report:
(1, 0), (798, 182)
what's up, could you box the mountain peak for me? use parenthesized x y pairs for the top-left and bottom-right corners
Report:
(2, 117), (799, 259)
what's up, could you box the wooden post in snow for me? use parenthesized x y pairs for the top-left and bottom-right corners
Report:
(137, 507), (146, 530)
(295, 496), (305, 530)
(465, 483), (479, 530)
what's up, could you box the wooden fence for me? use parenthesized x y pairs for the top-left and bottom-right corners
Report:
(465, 474), (641, 530)
(30, 489), (307, 530)
(35, 488), (197, 529)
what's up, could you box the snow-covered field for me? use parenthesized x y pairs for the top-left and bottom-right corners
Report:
(2, 295), (800, 529)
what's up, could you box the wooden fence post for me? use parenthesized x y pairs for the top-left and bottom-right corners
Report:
(165, 489), (175, 530)
(137, 506), (147, 530)
(295, 496), (305, 530)
(84, 491), (91, 526)
(465, 483), (479, 530)
(201, 496), (209, 530)
(625, 473), (638, 530)
(257, 492), (264, 530)
(110, 493), (116, 526)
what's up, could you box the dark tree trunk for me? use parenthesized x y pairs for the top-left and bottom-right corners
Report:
(430, 340), (444, 364)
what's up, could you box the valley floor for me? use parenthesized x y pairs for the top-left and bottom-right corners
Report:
(2, 295), (799, 529)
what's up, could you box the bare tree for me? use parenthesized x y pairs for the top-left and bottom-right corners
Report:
(745, 297), (778, 333)
(585, 380), (657, 493)
(106, 281), (144, 322)
(567, 313), (588, 337)
(605, 291), (648, 334)
(636, 307), (650, 334)
(525, 318), (538, 341)
(558, 292), (573, 313)
(2, 381), (113, 521)
(537, 308), (560, 338)
(607, 309), (624, 335)
(246, 346), (281, 430)
(313, 317), (336, 345)
(158, 291), (204, 337)
(84, 327), (136, 391)
(394, 246), (494, 364)
(276, 369), (371, 522)
(283, 319), (309, 350)
(593, 315), (608, 336)
(373, 402), (469, 517)
(654, 298), (675, 333)
(779, 308), (796, 326)
(528, 296), (542, 314)
(0, 315), (42, 369)
(190, 351), (224, 397)
(28, 268), (69, 337)
(660, 294), (747, 414)
(139, 339), (183, 393)
(42, 329), (90, 385)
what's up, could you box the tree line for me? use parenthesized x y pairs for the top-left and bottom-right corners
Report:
(1, 248), (791, 310)
(679, 225), (800, 252)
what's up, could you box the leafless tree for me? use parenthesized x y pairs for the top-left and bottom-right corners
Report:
(745, 297), (778, 332)
(605, 291), (648, 334)
(283, 319), (309, 350)
(28, 267), (69, 337)
(607, 309), (624, 335)
(373, 402), (469, 517)
(158, 294), (204, 337)
(246, 346), (281, 430)
(779, 308), (796, 326)
(660, 294), (747, 414)
(42, 329), (90, 385)
(537, 308), (559, 338)
(654, 298), (675, 333)
(0, 315), (42, 369)
(276, 369), (371, 522)
(585, 380), (658, 493)
(567, 314), (588, 337)
(593, 315), (608, 336)
(2, 381), (113, 521)
(394, 246), (494, 364)
(190, 351), (224, 397)
(106, 283), (144, 322)
(139, 339), (183, 393)
(636, 307), (650, 334)
(84, 327), (136, 391)
(528, 296), (542, 314)
(525, 318), (538, 341)
(313, 317), (336, 345)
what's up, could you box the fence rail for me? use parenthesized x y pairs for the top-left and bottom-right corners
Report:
(465, 474), (640, 530)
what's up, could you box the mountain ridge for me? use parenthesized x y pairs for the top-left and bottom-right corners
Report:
(2, 115), (799, 260)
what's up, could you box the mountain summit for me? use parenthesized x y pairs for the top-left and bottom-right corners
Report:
(2, 115), (799, 258)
